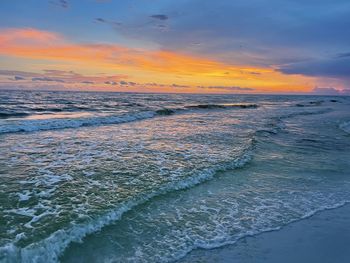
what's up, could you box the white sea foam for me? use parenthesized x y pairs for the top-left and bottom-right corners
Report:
(0, 111), (156, 134)
(339, 121), (350, 134)
(116, 191), (350, 263)
(175, 200), (350, 263)
(0, 150), (253, 263)
(18, 191), (31, 202)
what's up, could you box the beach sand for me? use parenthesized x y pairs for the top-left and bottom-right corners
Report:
(180, 204), (350, 263)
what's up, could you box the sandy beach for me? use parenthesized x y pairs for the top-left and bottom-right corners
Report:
(181, 203), (350, 263)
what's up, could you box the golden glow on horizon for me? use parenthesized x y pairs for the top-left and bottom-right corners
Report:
(0, 28), (316, 93)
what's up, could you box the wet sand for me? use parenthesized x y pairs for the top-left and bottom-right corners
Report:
(180, 203), (350, 263)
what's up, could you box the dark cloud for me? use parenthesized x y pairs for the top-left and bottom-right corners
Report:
(171, 83), (189, 88)
(248, 72), (261, 75)
(145, 82), (168, 87)
(50, 0), (68, 9)
(154, 24), (169, 32)
(43, 69), (79, 77)
(279, 57), (350, 78)
(198, 86), (255, 91)
(95, 18), (106, 23)
(32, 77), (65, 82)
(311, 87), (350, 95)
(146, 82), (159, 86)
(118, 81), (138, 86)
(14, 76), (25, 81)
(336, 52), (350, 58)
(60, 0), (68, 8)
(0, 70), (127, 85)
(95, 18), (122, 26)
(0, 70), (37, 77)
(150, 14), (168, 21)
(104, 81), (117, 85)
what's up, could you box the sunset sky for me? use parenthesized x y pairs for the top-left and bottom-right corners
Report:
(0, 0), (349, 94)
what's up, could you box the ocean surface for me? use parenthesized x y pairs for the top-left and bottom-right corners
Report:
(0, 91), (349, 263)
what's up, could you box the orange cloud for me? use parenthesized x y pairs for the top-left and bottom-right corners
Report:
(0, 28), (227, 74)
(0, 28), (315, 93)
(0, 28), (60, 43)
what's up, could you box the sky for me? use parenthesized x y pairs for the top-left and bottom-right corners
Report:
(0, 0), (349, 94)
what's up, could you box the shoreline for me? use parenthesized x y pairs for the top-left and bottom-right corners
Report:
(180, 203), (350, 263)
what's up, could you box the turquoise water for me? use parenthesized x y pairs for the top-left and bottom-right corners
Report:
(0, 91), (349, 262)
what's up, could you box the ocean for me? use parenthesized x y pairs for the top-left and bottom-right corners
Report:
(0, 91), (349, 262)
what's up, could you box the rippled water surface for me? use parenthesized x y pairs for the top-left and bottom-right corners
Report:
(0, 91), (349, 262)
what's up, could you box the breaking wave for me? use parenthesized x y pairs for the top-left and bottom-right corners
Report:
(184, 103), (259, 109)
(0, 111), (157, 134)
(0, 104), (259, 134)
(0, 149), (253, 263)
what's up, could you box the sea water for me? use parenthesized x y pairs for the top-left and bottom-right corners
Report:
(0, 91), (349, 262)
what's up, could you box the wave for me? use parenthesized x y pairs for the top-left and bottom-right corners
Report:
(185, 103), (258, 109)
(32, 106), (99, 112)
(254, 108), (332, 137)
(155, 108), (176, 115)
(339, 121), (350, 134)
(280, 108), (332, 119)
(0, 147), (253, 263)
(0, 112), (29, 119)
(295, 100), (324, 107)
(175, 200), (350, 263)
(155, 103), (258, 115)
(0, 103), (259, 134)
(32, 108), (64, 112)
(0, 111), (156, 134)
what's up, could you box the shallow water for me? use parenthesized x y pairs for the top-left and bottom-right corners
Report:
(0, 91), (349, 262)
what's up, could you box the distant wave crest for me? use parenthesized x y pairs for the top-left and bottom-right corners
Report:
(184, 103), (259, 109)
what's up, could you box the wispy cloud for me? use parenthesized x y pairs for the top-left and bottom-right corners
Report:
(0, 69), (126, 85)
(81, 81), (94, 84)
(198, 86), (255, 91)
(104, 81), (117, 85)
(171, 83), (189, 88)
(94, 18), (122, 27)
(49, 0), (69, 9)
(32, 77), (65, 82)
(335, 52), (350, 59)
(311, 87), (350, 95)
(279, 57), (350, 79)
(150, 14), (168, 21)
(14, 76), (25, 81)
